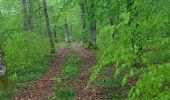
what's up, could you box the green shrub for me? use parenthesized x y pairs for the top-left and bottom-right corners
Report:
(62, 65), (80, 80)
(4, 31), (50, 83)
(51, 56), (80, 99)
(65, 56), (80, 66)
(129, 63), (170, 100)
(61, 55), (80, 80)
(0, 89), (14, 100)
(51, 88), (76, 100)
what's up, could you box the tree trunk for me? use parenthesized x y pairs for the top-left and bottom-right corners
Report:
(21, 0), (32, 31)
(80, 0), (89, 44)
(27, 0), (33, 31)
(53, 27), (57, 42)
(80, 2), (86, 30)
(89, 0), (96, 46)
(90, 23), (96, 45)
(42, 0), (55, 53)
(37, 0), (43, 35)
(22, 0), (28, 30)
(64, 18), (70, 43)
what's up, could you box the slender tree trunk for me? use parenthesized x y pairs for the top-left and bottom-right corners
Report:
(38, 1), (43, 35)
(80, 2), (86, 30)
(53, 27), (57, 42)
(90, 23), (96, 45)
(22, 0), (28, 30)
(42, 0), (55, 53)
(70, 24), (72, 35)
(89, 0), (96, 46)
(80, 0), (88, 43)
(27, 0), (33, 31)
(21, 0), (32, 31)
(64, 18), (69, 43)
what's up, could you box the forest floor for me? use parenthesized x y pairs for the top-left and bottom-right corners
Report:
(14, 43), (102, 100)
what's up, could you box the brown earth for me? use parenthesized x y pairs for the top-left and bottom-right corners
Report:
(15, 45), (102, 100)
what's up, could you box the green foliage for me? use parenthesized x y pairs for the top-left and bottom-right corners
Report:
(0, 0), (170, 99)
(4, 31), (50, 83)
(61, 55), (80, 80)
(89, 25), (115, 83)
(0, 89), (15, 100)
(89, 0), (170, 99)
(51, 55), (80, 99)
(51, 87), (76, 100)
(49, 0), (82, 42)
(62, 65), (80, 80)
(129, 63), (170, 99)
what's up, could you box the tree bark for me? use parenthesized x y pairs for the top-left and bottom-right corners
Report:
(90, 23), (96, 45)
(53, 27), (57, 42)
(64, 18), (70, 43)
(38, 1), (43, 35)
(21, 0), (33, 31)
(27, 0), (33, 31)
(80, 0), (89, 43)
(89, 0), (96, 46)
(80, 2), (86, 30)
(42, 0), (55, 53)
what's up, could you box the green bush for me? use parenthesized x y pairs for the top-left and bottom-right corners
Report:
(51, 56), (80, 99)
(62, 65), (80, 80)
(61, 55), (80, 80)
(129, 63), (170, 100)
(4, 31), (50, 83)
(0, 89), (14, 100)
(51, 88), (76, 100)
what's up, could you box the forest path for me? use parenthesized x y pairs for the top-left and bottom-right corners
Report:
(15, 43), (101, 100)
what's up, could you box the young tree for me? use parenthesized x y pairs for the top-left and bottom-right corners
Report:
(64, 17), (70, 43)
(21, 0), (33, 31)
(42, 0), (55, 53)
(53, 27), (58, 42)
(89, 0), (96, 46)
(80, 0), (86, 30)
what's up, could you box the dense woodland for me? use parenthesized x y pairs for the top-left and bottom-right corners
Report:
(0, 0), (170, 99)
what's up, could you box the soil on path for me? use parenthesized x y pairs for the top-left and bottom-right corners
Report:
(72, 47), (102, 100)
(15, 48), (72, 100)
(15, 45), (102, 100)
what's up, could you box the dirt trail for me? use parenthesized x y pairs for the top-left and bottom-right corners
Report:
(15, 48), (72, 100)
(15, 45), (101, 100)
(73, 48), (102, 100)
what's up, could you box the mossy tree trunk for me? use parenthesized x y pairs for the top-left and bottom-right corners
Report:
(42, 0), (55, 53)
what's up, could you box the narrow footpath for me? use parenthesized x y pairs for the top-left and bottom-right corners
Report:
(15, 45), (102, 100)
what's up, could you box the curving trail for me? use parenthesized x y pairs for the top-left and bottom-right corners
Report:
(15, 44), (102, 100)
(15, 48), (72, 100)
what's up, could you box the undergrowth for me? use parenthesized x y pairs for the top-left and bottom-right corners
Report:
(0, 31), (51, 100)
(51, 55), (80, 100)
